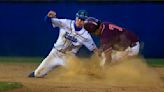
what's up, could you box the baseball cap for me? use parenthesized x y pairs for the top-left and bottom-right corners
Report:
(76, 9), (88, 21)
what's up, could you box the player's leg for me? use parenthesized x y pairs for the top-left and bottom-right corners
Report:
(31, 48), (66, 78)
(111, 42), (140, 62)
(111, 50), (129, 62)
(128, 42), (140, 56)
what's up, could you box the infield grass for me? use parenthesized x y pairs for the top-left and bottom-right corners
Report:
(146, 58), (164, 67)
(0, 57), (163, 67)
(0, 82), (23, 92)
(0, 56), (42, 64)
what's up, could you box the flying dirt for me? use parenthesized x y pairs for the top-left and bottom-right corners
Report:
(52, 54), (163, 87)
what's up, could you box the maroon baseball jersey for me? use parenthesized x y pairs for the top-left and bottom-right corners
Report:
(100, 22), (139, 51)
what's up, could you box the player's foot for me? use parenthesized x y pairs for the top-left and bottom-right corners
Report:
(28, 71), (35, 78)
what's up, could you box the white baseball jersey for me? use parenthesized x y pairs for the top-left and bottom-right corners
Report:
(51, 18), (97, 54)
(33, 17), (97, 78)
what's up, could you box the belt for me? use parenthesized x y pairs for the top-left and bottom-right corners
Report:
(53, 46), (66, 54)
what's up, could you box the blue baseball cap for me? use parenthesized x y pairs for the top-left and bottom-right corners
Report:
(76, 10), (88, 21)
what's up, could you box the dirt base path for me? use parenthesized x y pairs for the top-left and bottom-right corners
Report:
(0, 63), (164, 92)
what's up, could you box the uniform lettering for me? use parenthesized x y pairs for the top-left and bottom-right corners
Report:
(64, 32), (77, 42)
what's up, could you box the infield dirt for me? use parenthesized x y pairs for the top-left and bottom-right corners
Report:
(0, 55), (164, 92)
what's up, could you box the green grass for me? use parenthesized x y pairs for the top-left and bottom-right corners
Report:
(0, 56), (43, 64)
(0, 82), (23, 92)
(146, 58), (164, 67)
(0, 57), (163, 67)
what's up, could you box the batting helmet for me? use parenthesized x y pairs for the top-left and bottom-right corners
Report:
(76, 10), (88, 20)
(84, 17), (101, 33)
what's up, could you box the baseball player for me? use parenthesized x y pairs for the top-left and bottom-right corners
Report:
(28, 10), (97, 78)
(84, 17), (140, 66)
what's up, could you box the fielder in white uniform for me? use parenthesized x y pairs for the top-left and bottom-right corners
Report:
(28, 10), (97, 78)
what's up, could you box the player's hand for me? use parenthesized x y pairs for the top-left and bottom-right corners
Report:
(47, 10), (56, 18)
(100, 48), (112, 66)
(99, 52), (106, 67)
(93, 48), (106, 67)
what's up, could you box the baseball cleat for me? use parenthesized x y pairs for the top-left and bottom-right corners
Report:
(28, 71), (35, 78)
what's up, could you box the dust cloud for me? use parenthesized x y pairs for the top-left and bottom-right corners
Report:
(52, 54), (163, 87)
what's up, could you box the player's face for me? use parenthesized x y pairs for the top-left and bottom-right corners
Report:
(75, 17), (85, 27)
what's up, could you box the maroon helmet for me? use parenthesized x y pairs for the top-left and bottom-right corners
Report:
(84, 17), (101, 33)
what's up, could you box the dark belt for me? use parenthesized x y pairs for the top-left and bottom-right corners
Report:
(53, 46), (66, 54)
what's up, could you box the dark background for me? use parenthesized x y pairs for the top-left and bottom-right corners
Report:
(0, 1), (164, 58)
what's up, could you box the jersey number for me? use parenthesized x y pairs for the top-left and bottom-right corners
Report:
(109, 24), (123, 31)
